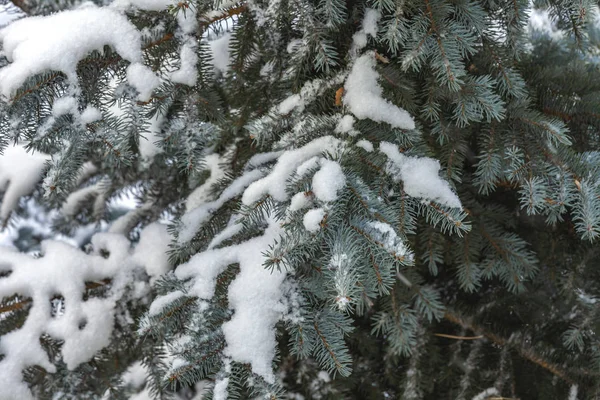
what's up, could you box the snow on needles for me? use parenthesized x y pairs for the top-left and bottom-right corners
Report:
(242, 136), (343, 204)
(175, 219), (287, 383)
(343, 53), (415, 130)
(0, 145), (49, 222)
(0, 5), (157, 100)
(379, 142), (462, 208)
(0, 226), (171, 400)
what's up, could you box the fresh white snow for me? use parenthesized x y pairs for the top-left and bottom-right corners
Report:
(380, 141), (461, 208)
(343, 53), (415, 130)
(0, 145), (49, 222)
(303, 208), (326, 232)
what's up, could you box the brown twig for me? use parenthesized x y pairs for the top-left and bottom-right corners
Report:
(444, 310), (575, 384)
(434, 333), (483, 340)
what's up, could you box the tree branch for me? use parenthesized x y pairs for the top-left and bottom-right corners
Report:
(444, 310), (575, 384)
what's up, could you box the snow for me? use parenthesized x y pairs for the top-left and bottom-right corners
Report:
(172, 42), (198, 86)
(335, 115), (356, 135)
(171, 6), (198, 86)
(175, 218), (287, 383)
(352, 9), (381, 52)
(122, 361), (147, 389)
(343, 53), (415, 130)
(303, 208), (326, 232)
(209, 33), (232, 76)
(365, 221), (411, 260)
(528, 9), (563, 40)
(356, 139), (374, 152)
(0, 145), (49, 222)
(127, 63), (160, 102)
(242, 136), (343, 205)
(179, 169), (264, 243)
(312, 159), (346, 202)
(186, 153), (225, 212)
(317, 371), (331, 382)
(379, 142), (462, 208)
(213, 377), (229, 400)
(61, 182), (103, 218)
(471, 388), (499, 400)
(277, 75), (346, 115)
(568, 385), (579, 400)
(132, 222), (171, 282)
(295, 156), (320, 178)
(0, 230), (169, 399)
(0, 6), (143, 98)
(52, 96), (78, 117)
(139, 113), (165, 161)
(112, 0), (174, 11)
(289, 192), (312, 212)
(279, 94), (301, 114)
(80, 106), (102, 124)
(148, 290), (185, 316)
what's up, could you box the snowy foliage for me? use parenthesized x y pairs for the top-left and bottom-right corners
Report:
(0, 0), (599, 399)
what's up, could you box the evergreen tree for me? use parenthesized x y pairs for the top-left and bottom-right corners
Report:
(0, 0), (599, 399)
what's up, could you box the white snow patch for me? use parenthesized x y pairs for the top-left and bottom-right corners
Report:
(80, 106), (102, 124)
(52, 96), (78, 117)
(148, 290), (185, 316)
(472, 388), (499, 400)
(0, 6), (143, 98)
(0, 232), (162, 399)
(335, 114), (357, 135)
(279, 94), (301, 114)
(303, 208), (326, 232)
(186, 153), (225, 212)
(0, 145), (49, 221)
(356, 139), (374, 152)
(209, 32), (232, 76)
(175, 218), (287, 383)
(380, 142), (461, 208)
(242, 136), (342, 205)
(343, 53), (415, 130)
(132, 222), (171, 282)
(312, 159), (346, 202)
(213, 377), (229, 400)
(568, 385), (579, 400)
(352, 9), (381, 51)
(112, 0), (174, 11)
(289, 192), (312, 212)
(127, 63), (160, 102)
(179, 169), (264, 243)
(139, 113), (165, 161)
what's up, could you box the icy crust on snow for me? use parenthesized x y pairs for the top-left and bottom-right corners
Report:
(343, 53), (415, 130)
(0, 226), (171, 400)
(0, 6), (156, 100)
(379, 142), (462, 208)
(0, 145), (49, 222)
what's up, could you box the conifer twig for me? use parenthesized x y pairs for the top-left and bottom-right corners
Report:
(434, 333), (483, 340)
(444, 310), (575, 385)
